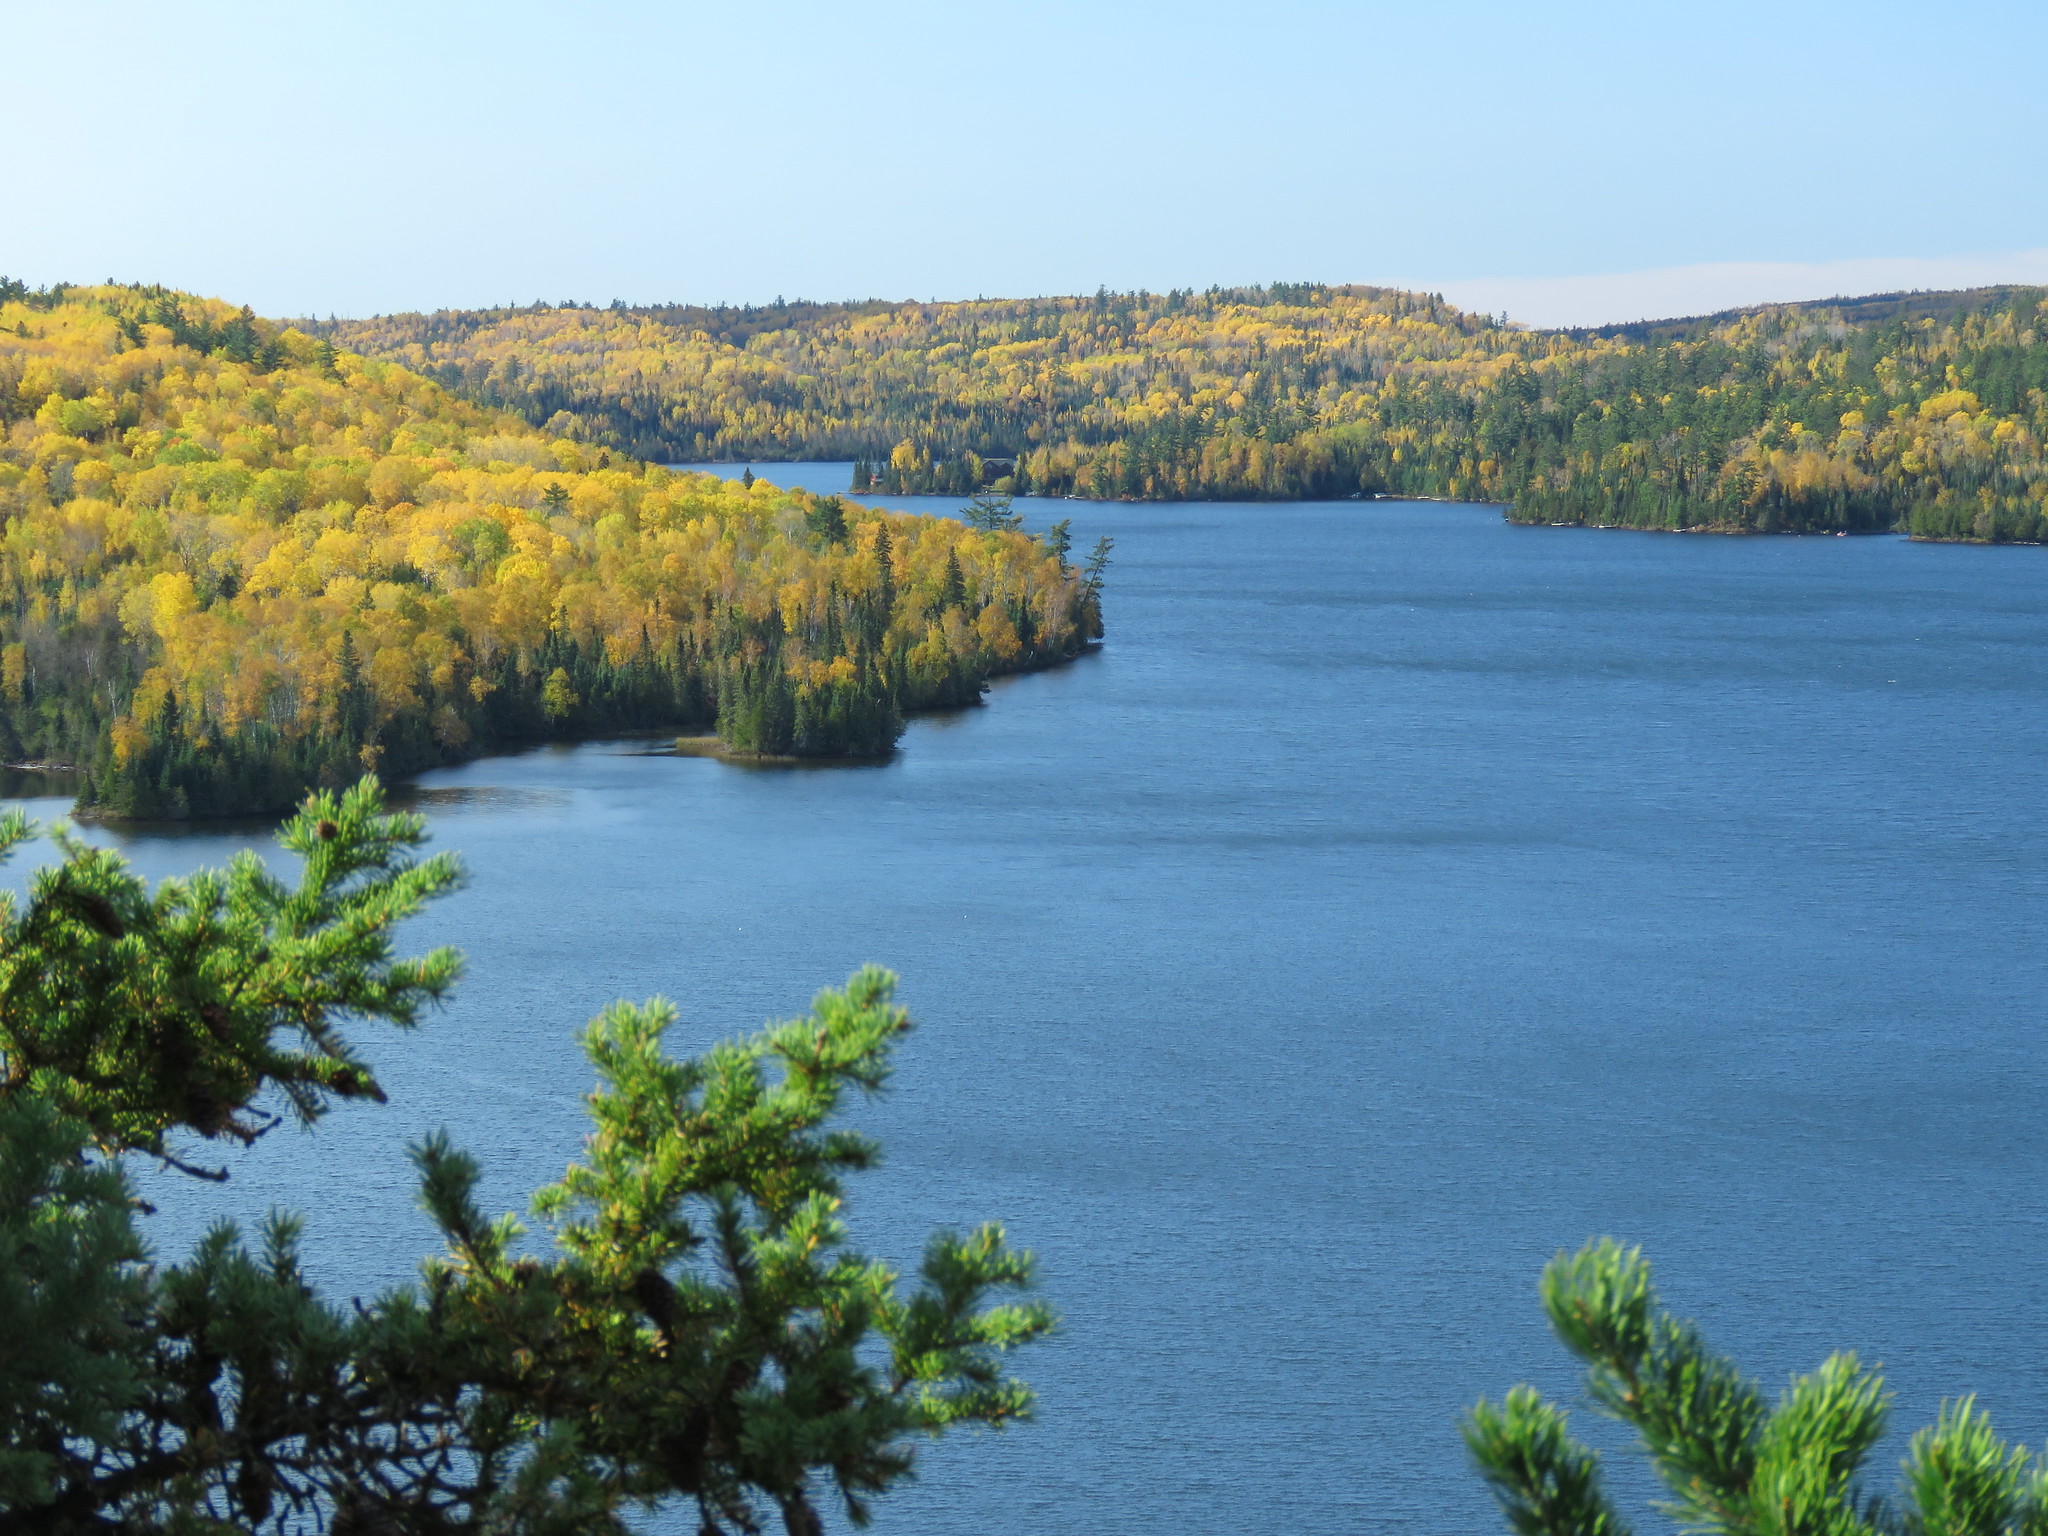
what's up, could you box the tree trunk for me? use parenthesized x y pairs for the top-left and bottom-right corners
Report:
(778, 1487), (824, 1536)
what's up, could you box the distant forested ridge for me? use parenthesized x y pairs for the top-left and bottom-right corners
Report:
(312, 283), (2048, 543)
(0, 282), (1096, 818)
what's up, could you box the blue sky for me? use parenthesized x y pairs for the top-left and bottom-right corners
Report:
(9, 0), (2045, 325)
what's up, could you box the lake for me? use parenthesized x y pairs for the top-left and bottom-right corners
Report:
(15, 466), (2048, 1532)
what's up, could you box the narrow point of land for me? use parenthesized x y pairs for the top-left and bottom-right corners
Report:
(0, 283), (1104, 820)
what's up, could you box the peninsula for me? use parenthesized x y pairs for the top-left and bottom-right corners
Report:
(0, 283), (1098, 818)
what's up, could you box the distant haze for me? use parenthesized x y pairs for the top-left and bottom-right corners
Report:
(6, 0), (2043, 321)
(1435, 251), (2048, 331)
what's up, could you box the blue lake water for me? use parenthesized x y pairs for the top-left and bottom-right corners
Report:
(14, 468), (2048, 1532)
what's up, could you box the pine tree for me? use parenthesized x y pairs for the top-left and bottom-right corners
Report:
(963, 492), (1023, 532)
(1467, 1240), (2048, 1536)
(1078, 536), (1113, 640)
(0, 781), (1049, 1532)
(805, 494), (848, 544)
(1045, 517), (1073, 564)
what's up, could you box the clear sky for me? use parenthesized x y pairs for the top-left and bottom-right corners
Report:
(8, 0), (2045, 326)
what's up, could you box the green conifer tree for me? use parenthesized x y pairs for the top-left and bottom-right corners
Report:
(1466, 1239), (2048, 1536)
(0, 780), (1049, 1532)
(963, 493), (1023, 532)
(805, 495), (848, 544)
(1079, 536), (1113, 638)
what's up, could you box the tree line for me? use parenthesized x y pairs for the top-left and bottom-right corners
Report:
(314, 283), (2048, 543)
(0, 282), (1101, 819)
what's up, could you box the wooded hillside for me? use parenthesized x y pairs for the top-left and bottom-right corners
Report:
(0, 283), (1095, 817)
(315, 283), (2048, 542)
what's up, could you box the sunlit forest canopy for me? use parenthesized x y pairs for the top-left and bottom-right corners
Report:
(314, 281), (2048, 542)
(0, 282), (1096, 818)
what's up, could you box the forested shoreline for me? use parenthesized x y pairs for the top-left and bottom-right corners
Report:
(4, 271), (2040, 816)
(0, 282), (1098, 819)
(313, 282), (2048, 543)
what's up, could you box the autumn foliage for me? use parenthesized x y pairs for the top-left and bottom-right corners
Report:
(318, 282), (2048, 541)
(0, 283), (1095, 818)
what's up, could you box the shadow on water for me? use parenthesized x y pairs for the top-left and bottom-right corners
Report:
(390, 784), (576, 812)
(0, 766), (79, 802)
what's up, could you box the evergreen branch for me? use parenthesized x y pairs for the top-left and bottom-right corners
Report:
(1466, 1386), (1630, 1536)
